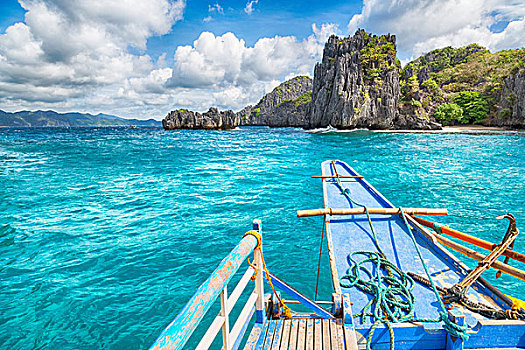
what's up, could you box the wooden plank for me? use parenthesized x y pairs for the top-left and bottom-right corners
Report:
(279, 319), (291, 350)
(322, 319), (331, 350)
(342, 324), (358, 350)
(324, 225), (342, 295)
(306, 319), (314, 350)
(314, 319), (322, 350)
(330, 320), (344, 350)
(243, 323), (265, 350)
(263, 321), (277, 350)
(270, 320), (284, 349)
(296, 319), (307, 350)
(289, 319), (299, 350)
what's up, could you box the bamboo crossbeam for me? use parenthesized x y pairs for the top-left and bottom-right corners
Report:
(297, 207), (448, 218)
(431, 231), (525, 281)
(311, 175), (364, 179)
(412, 216), (525, 264)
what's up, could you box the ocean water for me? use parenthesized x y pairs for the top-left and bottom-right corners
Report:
(0, 127), (524, 349)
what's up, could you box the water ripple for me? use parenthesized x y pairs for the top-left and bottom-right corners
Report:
(0, 127), (523, 349)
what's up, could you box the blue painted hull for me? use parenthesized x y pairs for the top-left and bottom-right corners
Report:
(321, 160), (525, 349)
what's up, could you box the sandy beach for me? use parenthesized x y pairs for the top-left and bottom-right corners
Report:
(374, 125), (524, 134)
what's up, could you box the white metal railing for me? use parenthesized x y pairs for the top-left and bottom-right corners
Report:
(196, 240), (265, 350)
(149, 220), (265, 350)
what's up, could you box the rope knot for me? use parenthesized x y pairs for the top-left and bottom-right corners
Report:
(243, 230), (262, 250)
(432, 222), (448, 234)
(243, 230), (262, 281)
(439, 312), (470, 340)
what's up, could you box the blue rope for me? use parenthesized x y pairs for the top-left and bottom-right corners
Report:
(399, 210), (469, 341)
(332, 166), (469, 350)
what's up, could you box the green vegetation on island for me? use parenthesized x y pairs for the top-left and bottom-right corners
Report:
(359, 30), (399, 84)
(164, 30), (524, 130)
(400, 44), (525, 125)
(293, 90), (312, 106)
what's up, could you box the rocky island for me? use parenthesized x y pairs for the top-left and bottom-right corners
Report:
(163, 30), (525, 130)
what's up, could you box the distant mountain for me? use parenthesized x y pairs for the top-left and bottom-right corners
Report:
(0, 110), (161, 127)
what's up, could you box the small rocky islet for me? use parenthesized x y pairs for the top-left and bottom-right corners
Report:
(163, 29), (525, 131)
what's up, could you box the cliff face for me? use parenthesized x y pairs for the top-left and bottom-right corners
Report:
(308, 31), (404, 129)
(163, 76), (312, 130)
(162, 107), (240, 130)
(240, 76), (312, 127)
(495, 72), (525, 128)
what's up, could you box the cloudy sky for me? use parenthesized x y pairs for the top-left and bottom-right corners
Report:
(0, 0), (524, 120)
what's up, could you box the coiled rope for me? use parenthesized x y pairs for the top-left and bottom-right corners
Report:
(331, 162), (469, 350)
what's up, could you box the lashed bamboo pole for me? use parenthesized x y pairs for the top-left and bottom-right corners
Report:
(412, 216), (525, 264)
(311, 175), (364, 179)
(297, 207), (448, 218)
(430, 231), (525, 281)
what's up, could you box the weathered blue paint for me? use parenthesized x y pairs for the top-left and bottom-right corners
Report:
(270, 318), (284, 348)
(265, 271), (334, 319)
(353, 320), (525, 349)
(263, 321), (276, 349)
(256, 310), (265, 324)
(321, 160), (525, 349)
(342, 293), (354, 325)
(243, 323), (266, 350)
(445, 312), (465, 350)
(149, 233), (258, 350)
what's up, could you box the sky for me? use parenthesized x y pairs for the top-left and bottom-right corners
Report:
(0, 0), (524, 120)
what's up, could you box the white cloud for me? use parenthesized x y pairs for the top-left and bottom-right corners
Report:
(209, 3), (224, 14)
(244, 0), (258, 15)
(0, 0), (339, 119)
(348, 0), (525, 58)
(159, 23), (339, 111)
(168, 23), (339, 90)
(0, 0), (184, 118)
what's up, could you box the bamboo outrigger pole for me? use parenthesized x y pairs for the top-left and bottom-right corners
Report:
(297, 207), (448, 218)
(412, 216), (525, 264)
(409, 217), (525, 282)
(430, 231), (525, 281)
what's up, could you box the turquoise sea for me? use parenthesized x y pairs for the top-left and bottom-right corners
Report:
(1, 127), (524, 349)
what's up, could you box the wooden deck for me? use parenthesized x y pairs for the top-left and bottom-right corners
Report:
(244, 318), (358, 350)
